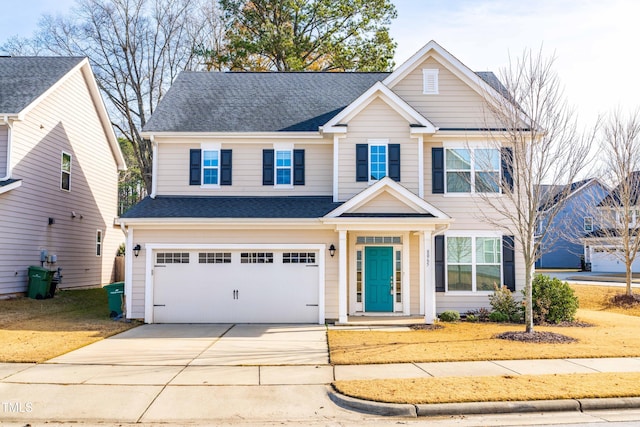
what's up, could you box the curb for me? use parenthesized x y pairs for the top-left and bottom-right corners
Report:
(328, 390), (417, 417)
(329, 391), (640, 417)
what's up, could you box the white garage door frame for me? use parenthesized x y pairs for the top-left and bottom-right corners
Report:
(144, 243), (326, 324)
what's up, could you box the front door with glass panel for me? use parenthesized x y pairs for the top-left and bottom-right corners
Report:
(364, 246), (393, 312)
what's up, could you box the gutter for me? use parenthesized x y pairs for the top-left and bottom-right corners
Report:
(1, 116), (13, 181)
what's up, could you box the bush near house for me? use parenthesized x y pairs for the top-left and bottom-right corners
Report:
(439, 310), (460, 322)
(531, 274), (579, 324)
(488, 284), (522, 322)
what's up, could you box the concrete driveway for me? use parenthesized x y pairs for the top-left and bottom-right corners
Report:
(0, 324), (359, 424)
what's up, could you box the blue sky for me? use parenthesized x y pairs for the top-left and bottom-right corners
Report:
(1, 0), (639, 125)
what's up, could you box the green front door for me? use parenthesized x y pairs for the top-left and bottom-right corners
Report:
(364, 246), (394, 312)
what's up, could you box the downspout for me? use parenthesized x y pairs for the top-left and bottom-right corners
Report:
(1, 116), (13, 181)
(150, 135), (158, 199)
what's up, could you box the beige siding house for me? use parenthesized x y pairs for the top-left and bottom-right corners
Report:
(119, 41), (525, 324)
(0, 57), (126, 295)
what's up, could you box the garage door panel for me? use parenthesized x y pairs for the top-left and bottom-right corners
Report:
(591, 247), (640, 273)
(152, 250), (320, 323)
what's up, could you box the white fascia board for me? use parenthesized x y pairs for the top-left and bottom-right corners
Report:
(141, 131), (325, 140)
(323, 82), (437, 134)
(325, 177), (450, 219)
(0, 180), (22, 195)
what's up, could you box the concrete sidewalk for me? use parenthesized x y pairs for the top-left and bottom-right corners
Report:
(2, 357), (640, 422)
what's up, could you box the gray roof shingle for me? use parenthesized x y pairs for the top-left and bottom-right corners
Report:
(143, 72), (389, 133)
(0, 57), (85, 114)
(121, 196), (344, 219)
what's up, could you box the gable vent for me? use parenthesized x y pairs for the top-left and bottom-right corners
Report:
(423, 69), (439, 95)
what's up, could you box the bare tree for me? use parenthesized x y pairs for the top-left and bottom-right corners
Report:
(2, 0), (219, 192)
(584, 109), (640, 296)
(473, 48), (594, 333)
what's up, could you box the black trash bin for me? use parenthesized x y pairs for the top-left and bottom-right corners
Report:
(104, 282), (124, 318)
(27, 266), (53, 299)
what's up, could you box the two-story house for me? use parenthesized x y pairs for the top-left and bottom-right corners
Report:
(0, 57), (126, 295)
(535, 178), (609, 270)
(118, 41), (525, 324)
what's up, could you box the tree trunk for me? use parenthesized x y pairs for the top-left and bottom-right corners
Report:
(524, 264), (534, 333)
(627, 262), (633, 296)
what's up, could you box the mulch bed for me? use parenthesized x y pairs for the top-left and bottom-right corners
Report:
(611, 293), (640, 307)
(494, 331), (577, 344)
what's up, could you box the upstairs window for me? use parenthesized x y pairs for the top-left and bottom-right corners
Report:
(369, 144), (387, 181)
(445, 148), (500, 193)
(423, 69), (439, 94)
(202, 150), (219, 185)
(276, 150), (292, 185)
(583, 217), (593, 232)
(61, 152), (72, 191)
(96, 230), (102, 256)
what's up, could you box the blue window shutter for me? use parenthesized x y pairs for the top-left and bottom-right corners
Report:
(432, 147), (444, 193)
(388, 144), (401, 181)
(293, 149), (305, 185)
(263, 149), (274, 185)
(501, 147), (514, 192)
(503, 235), (516, 291)
(220, 149), (232, 186)
(356, 144), (368, 182)
(435, 235), (445, 292)
(189, 149), (201, 185)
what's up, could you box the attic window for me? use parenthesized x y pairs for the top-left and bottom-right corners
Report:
(423, 69), (439, 95)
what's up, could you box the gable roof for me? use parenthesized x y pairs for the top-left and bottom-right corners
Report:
(143, 72), (389, 133)
(599, 171), (640, 207)
(325, 177), (450, 219)
(120, 196), (343, 219)
(538, 178), (599, 210)
(322, 82), (437, 134)
(0, 57), (85, 115)
(0, 56), (126, 171)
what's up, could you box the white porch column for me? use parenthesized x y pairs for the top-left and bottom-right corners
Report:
(338, 229), (348, 324)
(423, 230), (436, 323)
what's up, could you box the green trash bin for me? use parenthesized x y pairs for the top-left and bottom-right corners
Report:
(27, 266), (53, 299)
(104, 282), (124, 318)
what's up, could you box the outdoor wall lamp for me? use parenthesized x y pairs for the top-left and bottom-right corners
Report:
(329, 244), (336, 258)
(133, 244), (141, 257)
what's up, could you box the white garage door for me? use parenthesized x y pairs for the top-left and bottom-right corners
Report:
(152, 250), (320, 323)
(590, 247), (640, 273)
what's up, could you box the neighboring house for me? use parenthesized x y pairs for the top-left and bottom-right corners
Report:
(118, 40), (526, 324)
(535, 178), (609, 270)
(0, 57), (126, 295)
(584, 171), (640, 273)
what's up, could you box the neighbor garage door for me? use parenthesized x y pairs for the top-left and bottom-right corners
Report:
(590, 246), (640, 273)
(152, 249), (320, 323)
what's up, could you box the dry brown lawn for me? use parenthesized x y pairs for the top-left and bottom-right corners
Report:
(329, 285), (640, 365)
(334, 372), (640, 404)
(0, 289), (140, 362)
(330, 284), (640, 404)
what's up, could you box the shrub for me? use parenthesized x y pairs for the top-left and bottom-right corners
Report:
(439, 310), (460, 322)
(489, 311), (509, 322)
(465, 307), (490, 322)
(530, 274), (579, 324)
(489, 285), (522, 322)
(465, 314), (478, 322)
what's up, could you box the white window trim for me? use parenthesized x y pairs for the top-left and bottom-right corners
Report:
(423, 68), (439, 95)
(274, 143), (294, 188)
(200, 143), (221, 188)
(444, 231), (502, 294)
(368, 139), (389, 184)
(442, 143), (501, 195)
(61, 151), (72, 192)
(96, 230), (102, 257)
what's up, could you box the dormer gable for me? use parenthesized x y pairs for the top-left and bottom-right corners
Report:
(321, 82), (437, 135)
(325, 177), (449, 219)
